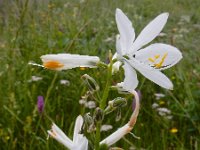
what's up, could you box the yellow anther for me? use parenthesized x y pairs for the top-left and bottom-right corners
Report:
(148, 57), (155, 63)
(154, 55), (160, 59)
(154, 53), (168, 68)
(43, 60), (64, 70)
(148, 54), (160, 63)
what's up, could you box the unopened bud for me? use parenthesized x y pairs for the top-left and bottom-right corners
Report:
(94, 107), (104, 122)
(84, 113), (93, 126)
(104, 97), (127, 115)
(108, 50), (113, 63)
(83, 113), (95, 132)
(81, 74), (99, 92)
(112, 97), (127, 108)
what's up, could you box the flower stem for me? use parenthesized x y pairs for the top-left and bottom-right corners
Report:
(95, 122), (101, 150)
(100, 56), (113, 109)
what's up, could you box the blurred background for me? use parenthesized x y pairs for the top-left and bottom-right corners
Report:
(0, 0), (199, 149)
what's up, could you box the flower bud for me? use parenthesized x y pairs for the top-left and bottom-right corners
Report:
(93, 107), (104, 122)
(112, 97), (127, 108)
(83, 113), (95, 132)
(81, 74), (99, 92)
(104, 97), (127, 115)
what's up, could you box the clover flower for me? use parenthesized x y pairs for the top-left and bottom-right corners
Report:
(37, 96), (44, 114)
(114, 8), (182, 91)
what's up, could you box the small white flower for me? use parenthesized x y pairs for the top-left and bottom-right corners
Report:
(101, 125), (113, 132)
(154, 93), (165, 100)
(60, 79), (70, 85)
(30, 54), (100, 71)
(157, 107), (171, 114)
(79, 99), (86, 105)
(114, 8), (182, 91)
(152, 103), (159, 109)
(85, 101), (96, 109)
(28, 76), (43, 82)
(48, 115), (88, 150)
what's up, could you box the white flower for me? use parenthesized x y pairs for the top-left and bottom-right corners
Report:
(114, 8), (182, 91)
(60, 79), (70, 85)
(157, 107), (171, 115)
(85, 101), (96, 109)
(154, 93), (165, 100)
(152, 103), (159, 109)
(30, 54), (100, 71)
(28, 76), (43, 82)
(48, 115), (88, 150)
(101, 125), (113, 132)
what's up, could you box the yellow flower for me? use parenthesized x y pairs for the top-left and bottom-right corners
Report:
(170, 127), (178, 133)
(159, 100), (165, 105)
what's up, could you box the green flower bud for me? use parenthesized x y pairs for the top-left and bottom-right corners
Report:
(81, 74), (99, 92)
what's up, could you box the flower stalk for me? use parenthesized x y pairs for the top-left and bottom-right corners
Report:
(100, 51), (113, 109)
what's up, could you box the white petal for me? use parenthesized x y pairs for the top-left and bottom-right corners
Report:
(116, 35), (122, 56)
(72, 137), (88, 150)
(122, 62), (138, 91)
(127, 59), (173, 89)
(132, 13), (169, 52)
(134, 43), (182, 70)
(73, 115), (84, 144)
(112, 61), (122, 74)
(116, 8), (135, 54)
(71, 115), (88, 150)
(112, 53), (122, 74)
(48, 123), (73, 149)
(41, 54), (100, 70)
(100, 124), (131, 146)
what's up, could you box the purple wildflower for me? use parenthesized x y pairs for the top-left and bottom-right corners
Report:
(37, 96), (44, 114)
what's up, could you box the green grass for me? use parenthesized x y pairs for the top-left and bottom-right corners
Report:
(0, 0), (200, 149)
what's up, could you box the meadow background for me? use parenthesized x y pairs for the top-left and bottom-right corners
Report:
(0, 0), (200, 149)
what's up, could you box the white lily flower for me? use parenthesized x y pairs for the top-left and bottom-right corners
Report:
(48, 115), (88, 150)
(114, 8), (182, 91)
(30, 54), (100, 71)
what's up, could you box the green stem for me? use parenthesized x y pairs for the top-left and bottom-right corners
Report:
(100, 60), (113, 109)
(94, 122), (101, 150)
(96, 54), (113, 149)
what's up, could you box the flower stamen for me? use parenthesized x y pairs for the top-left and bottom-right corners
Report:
(154, 53), (168, 68)
(148, 53), (168, 68)
(43, 61), (64, 70)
